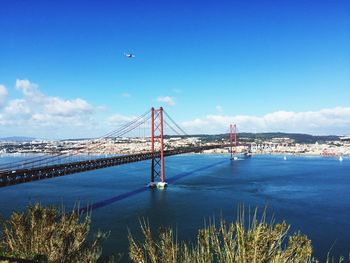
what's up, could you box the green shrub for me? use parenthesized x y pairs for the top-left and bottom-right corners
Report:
(128, 208), (316, 263)
(0, 203), (107, 263)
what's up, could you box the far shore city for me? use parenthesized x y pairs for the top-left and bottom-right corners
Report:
(1, 133), (350, 157)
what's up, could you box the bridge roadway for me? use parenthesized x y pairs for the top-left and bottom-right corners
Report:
(0, 144), (234, 188)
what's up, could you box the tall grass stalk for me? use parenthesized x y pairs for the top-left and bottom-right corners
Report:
(0, 203), (107, 263)
(128, 207), (317, 263)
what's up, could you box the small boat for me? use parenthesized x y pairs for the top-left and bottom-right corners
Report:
(283, 156), (287, 160)
(231, 156), (239, 161)
(339, 156), (343, 162)
(243, 151), (252, 157)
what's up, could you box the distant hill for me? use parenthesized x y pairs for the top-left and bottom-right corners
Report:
(174, 132), (340, 144)
(0, 136), (36, 142)
(237, 132), (339, 143)
(0, 133), (340, 144)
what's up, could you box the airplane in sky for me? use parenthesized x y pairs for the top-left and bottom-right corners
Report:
(124, 53), (135, 58)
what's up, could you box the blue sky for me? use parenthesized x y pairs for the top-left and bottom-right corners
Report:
(0, 0), (349, 138)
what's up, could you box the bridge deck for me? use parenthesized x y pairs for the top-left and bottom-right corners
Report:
(0, 144), (232, 188)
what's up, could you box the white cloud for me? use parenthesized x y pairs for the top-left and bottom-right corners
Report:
(44, 97), (94, 116)
(108, 114), (136, 125)
(216, 105), (223, 112)
(0, 84), (8, 107)
(172, 88), (182, 93)
(15, 79), (42, 98)
(121, 92), (130, 98)
(181, 107), (350, 135)
(4, 99), (31, 116)
(157, 96), (176, 106)
(3, 79), (350, 138)
(0, 79), (99, 137)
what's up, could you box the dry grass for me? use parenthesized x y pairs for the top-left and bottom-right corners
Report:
(128, 207), (318, 263)
(0, 204), (347, 263)
(0, 203), (107, 263)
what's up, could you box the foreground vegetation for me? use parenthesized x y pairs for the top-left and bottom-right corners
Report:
(0, 204), (346, 262)
(128, 209), (316, 263)
(0, 204), (106, 263)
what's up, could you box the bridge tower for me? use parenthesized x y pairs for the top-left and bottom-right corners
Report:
(230, 124), (237, 159)
(149, 107), (167, 188)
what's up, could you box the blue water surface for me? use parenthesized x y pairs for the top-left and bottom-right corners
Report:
(0, 154), (349, 261)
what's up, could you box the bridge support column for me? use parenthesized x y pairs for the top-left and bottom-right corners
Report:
(149, 107), (167, 189)
(230, 124), (233, 159)
(234, 124), (237, 147)
(230, 124), (237, 160)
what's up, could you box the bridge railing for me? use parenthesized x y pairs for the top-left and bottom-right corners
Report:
(0, 144), (232, 187)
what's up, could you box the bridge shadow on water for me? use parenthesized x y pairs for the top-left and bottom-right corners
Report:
(79, 159), (227, 214)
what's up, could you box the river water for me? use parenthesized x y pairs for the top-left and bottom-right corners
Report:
(0, 154), (349, 261)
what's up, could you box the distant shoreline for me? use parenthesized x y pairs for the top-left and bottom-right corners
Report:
(0, 151), (348, 159)
(194, 151), (348, 157)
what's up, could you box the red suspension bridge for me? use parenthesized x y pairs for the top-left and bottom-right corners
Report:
(0, 107), (246, 188)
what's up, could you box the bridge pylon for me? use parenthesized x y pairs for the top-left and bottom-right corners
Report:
(230, 124), (237, 159)
(149, 107), (167, 189)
